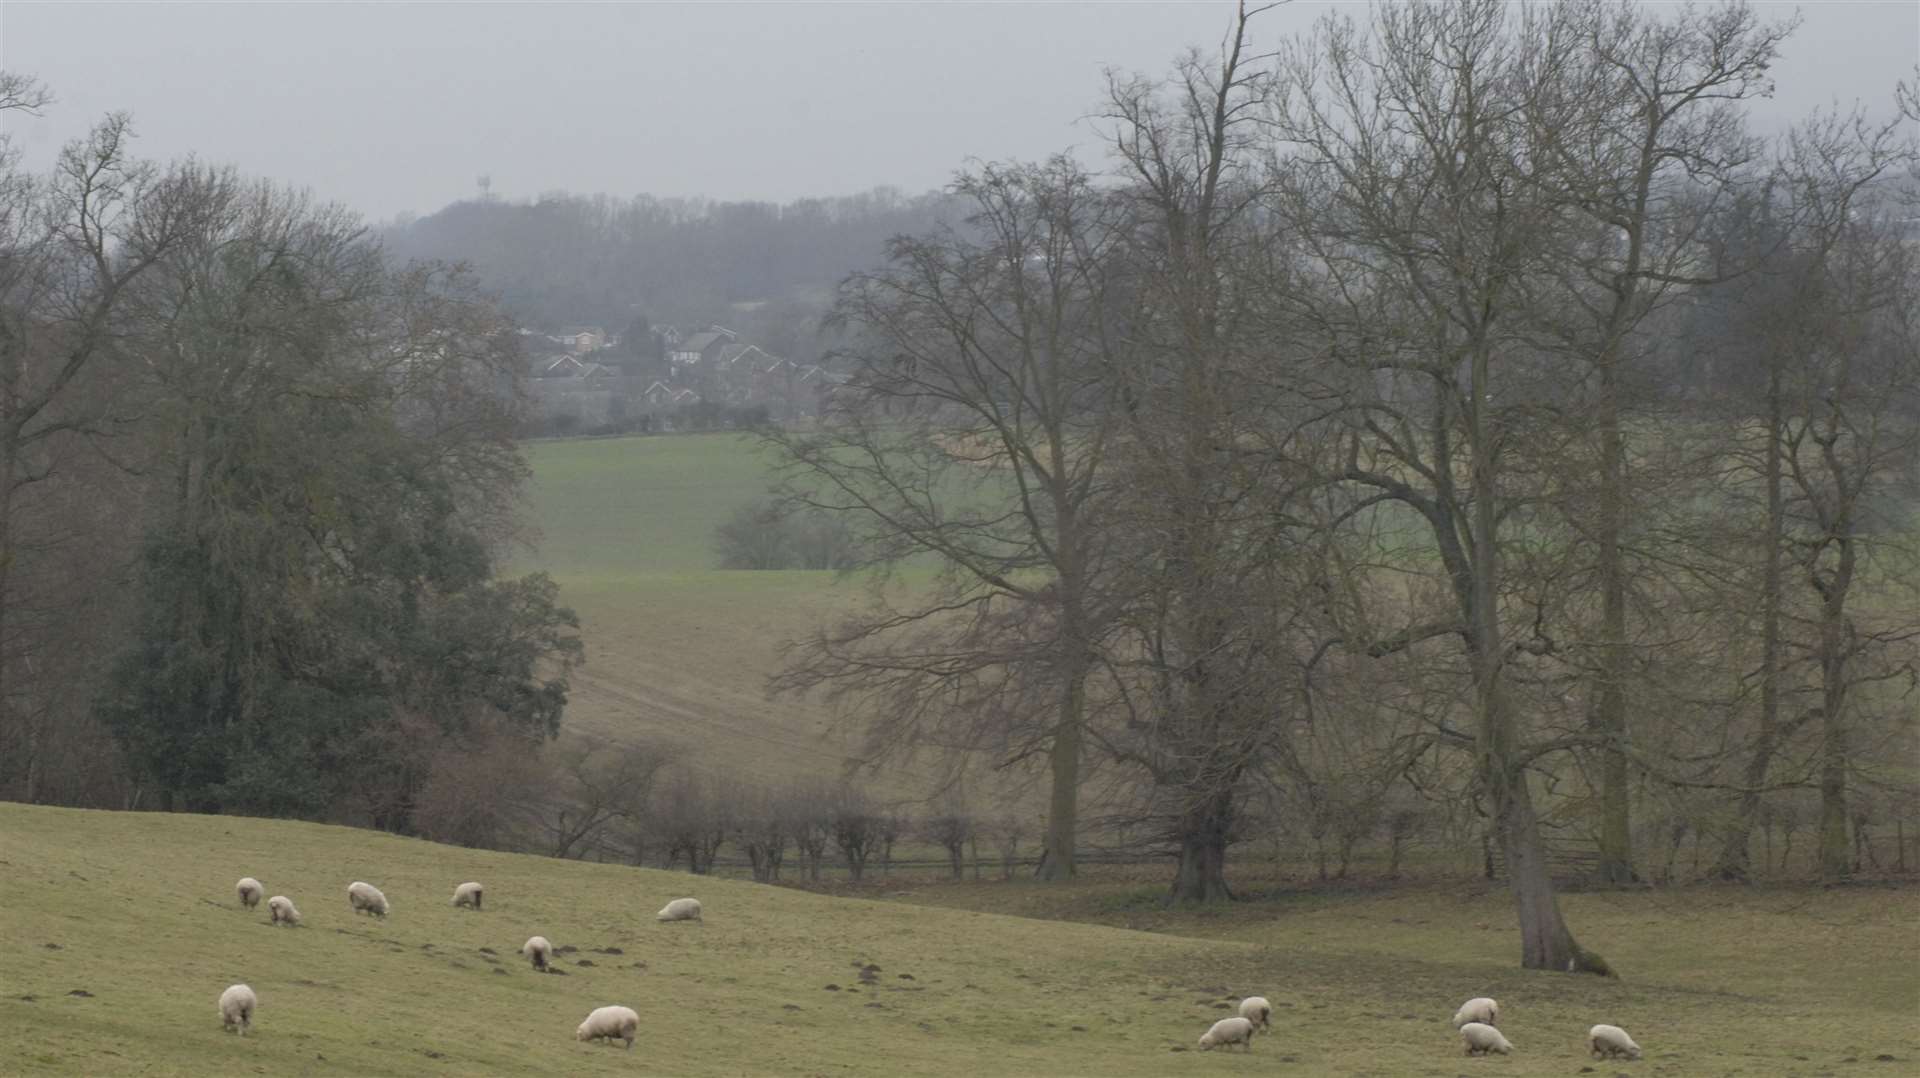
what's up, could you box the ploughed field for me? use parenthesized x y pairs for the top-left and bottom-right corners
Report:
(3, 804), (1917, 1076)
(517, 434), (887, 787)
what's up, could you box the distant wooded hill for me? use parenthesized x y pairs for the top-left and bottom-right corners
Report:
(381, 188), (966, 358)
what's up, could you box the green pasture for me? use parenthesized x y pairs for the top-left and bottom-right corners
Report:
(2, 804), (1915, 1076)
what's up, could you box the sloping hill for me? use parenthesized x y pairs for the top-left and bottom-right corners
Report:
(4, 805), (1916, 1075)
(517, 434), (889, 786)
(0, 805), (1242, 1076)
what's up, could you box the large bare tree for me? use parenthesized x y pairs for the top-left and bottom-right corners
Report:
(1528, 0), (1790, 884)
(1270, 0), (1614, 972)
(766, 159), (1131, 880)
(1090, 0), (1301, 905)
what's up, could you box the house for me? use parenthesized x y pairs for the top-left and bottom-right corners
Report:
(669, 327), (738, 368)
(537, 355), (587, 379)
(715, 342), (776, 373)
(546, 327), (606, 354)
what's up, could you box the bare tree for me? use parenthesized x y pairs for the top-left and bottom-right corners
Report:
(1270, 0), (1615, 973)
(784, 779), (835, 882)
(413, 727), (548, 851)
(828, 783), (882, 882)
(534, 738), (678, 860)
(655, 767), (731, 874)
(0, 86), (215, 801)
(1527, 1), (1792, 884)
(1092, 0), (1297, 906)
(1767, 128), (1919, 879)
(765, 157), (1132, 881)
(921, 796), (977, 880)
(983, 815), (1029, 880)
(733, 787), (791, 882)
(877, 808), (906, 876)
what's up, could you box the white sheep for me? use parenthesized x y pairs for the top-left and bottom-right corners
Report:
(235, 877), (263, 910)
(267, 895), (301, 927)
(1198, 1016), (1256, 1052)
(1588, 1024), (1642, 1061)
(347, 881), (389, 918)
(1451, 996), (1499, 1028)
(1238, 995), (1272, 1031)
(576, 1004), (639, 1048)
(451, 881), (484, 911)
(522, 935), (554, 973)
(218, 983), (257, 1035)
(1461, 1021), (1513, 1056)
(655, 897), (702, 922)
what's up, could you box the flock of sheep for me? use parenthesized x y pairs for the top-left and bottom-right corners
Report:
(1443, 996), (1643, 1062)
(219, 874), (701, 1047)
(1197, 994), (1642, 1060)
(221, 874), (1645, 1064)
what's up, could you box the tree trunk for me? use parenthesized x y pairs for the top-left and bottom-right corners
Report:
(1713, 737), (1777, 881)
(1815, 536), (1855, 881)
(1492, 755), (1608, 972)
(1818, 700), (1851, 880)
(1036, 666), (1084, 881)
(1469, 340), (1607, 975)
(1713, 367), (1788, 881)
(1594, 362), (1635, 884)
(1167, 786), (1234, 904)
(0, 429), (15, 799)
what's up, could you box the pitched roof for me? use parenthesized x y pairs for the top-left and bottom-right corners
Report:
(720, 344), (784, 371)
(677, 331), (727, 355)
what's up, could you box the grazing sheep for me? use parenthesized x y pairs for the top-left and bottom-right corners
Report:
(1460, 1021), (1513, 1056)
(347, 881), (389, 918)
(576, 1005), (639, 1048)
(1452, 996), (1499, 1028)
(451, 881), (484, 910)
(522, 935), (554, 973)
(218, 983), (257, 1035)
(655, 897), (702, 922)
(1588, 1024), (1642, 1061)
(1238, 995), (1272, 1032)
(267, 895), (301, 927)
(1198, 1016), (1256, 1052)
(235, 878), (263, 909)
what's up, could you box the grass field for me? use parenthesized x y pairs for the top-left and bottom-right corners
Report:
(521, 434), (788, 575)
(515, 434), (897, 785)
(3, 803), (1916, 1076)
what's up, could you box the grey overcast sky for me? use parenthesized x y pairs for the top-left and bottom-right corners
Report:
(2, 2), (1915, 223)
